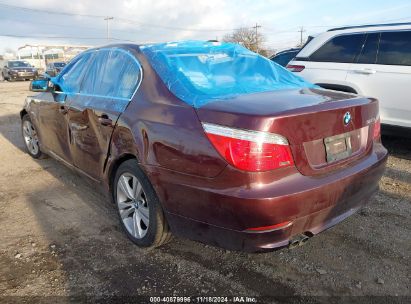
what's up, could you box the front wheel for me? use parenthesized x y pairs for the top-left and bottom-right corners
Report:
(21, 114), (43, 159)
(113, 160), (172, 248)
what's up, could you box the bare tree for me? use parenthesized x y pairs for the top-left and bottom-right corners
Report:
(223, 27), (266, 54)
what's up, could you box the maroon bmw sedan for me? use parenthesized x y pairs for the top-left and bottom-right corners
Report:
(21, 41), (387, 252)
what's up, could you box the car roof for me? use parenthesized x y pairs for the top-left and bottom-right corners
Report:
(86, 43), (140, 52)
(328, 22), (411, 32)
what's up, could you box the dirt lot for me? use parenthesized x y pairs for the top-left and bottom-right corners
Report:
(0, 81), (410, 302)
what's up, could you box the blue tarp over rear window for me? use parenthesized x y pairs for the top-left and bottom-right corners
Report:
(140, 40), (317, 108)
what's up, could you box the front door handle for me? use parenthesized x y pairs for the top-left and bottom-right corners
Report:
(353, 68), (377, 75)
(98, 114), (113, 126)
(59, 105), (68, 114)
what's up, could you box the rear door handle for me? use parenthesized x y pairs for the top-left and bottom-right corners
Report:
(98, 114), (113, 126)
(353, 68), (377, 75)
(59, 105), (68, 114)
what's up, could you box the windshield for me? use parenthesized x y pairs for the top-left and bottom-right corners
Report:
(8, 61), (31, 68)
(141, 41), (316, 108)
(54, 62), (66, 68)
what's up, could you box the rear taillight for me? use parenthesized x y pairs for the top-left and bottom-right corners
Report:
(286, 64), (305, 72)
(373, 118), (381, 141)
(202, 123), (294, 172)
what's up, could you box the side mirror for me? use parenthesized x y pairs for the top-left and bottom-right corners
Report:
(30, 78), (54, 92)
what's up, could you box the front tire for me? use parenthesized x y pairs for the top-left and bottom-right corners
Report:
(21, 114), (43, 159)
(113, 160), (172, 248)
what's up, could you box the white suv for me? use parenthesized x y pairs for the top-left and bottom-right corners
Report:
(288, 23), (411, 132)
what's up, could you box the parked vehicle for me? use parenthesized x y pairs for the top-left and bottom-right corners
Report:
(270, 48), (300, 67)
(45, 61), (66, 77)
(21, 41), (387, 251)
(2, 60), (38, 81)
(288, 23), (411, 133)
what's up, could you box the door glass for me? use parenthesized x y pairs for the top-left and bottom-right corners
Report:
(310, 34), (366, 63)
(356, 33), (379, 64)
(58, 52), (94, 93)
(377, 31), (411, 66)
(81, 49), (141, 99)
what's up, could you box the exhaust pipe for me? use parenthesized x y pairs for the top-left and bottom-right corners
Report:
(288, 233), (311, 249)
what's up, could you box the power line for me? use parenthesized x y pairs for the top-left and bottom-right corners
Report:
(0, 33), (114, 40)
(3, 17), (106, 32)
(0, 2), (106, 18)
(0, 33), (145, 44)
(0, 2), (239, 32)
(1, 15), (179, 36)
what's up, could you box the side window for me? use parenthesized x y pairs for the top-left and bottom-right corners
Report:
(377, 31), (411, 66)
(81, 49), (141, 99)
(356, 33), (379, 64)
(58, 52), (94, 93)
(310, 34), (366, 63)
(117, 54), (142, 99)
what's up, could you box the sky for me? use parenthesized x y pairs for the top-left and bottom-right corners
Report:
(0, 0), (411, 54)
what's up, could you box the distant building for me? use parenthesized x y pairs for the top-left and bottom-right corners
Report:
(17, 44), (90, 72)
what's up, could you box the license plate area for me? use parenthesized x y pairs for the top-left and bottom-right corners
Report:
(324, 132), (352, 163)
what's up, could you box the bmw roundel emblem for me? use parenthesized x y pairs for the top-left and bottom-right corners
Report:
(343, 112), (352, 126)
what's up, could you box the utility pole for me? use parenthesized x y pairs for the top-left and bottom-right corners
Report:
(253, 23), (262, 53)
(298, 26), (306, 46)
(104, 16), (114, 42)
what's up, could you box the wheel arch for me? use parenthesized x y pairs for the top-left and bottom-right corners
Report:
(107, 153), (139, 197)
(20, 109), (28, 119)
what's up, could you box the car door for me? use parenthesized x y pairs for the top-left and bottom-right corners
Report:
(67, 48), (142, 180)
(346, 30), (411, 128)
(30, 52), (94, 163)
(299, 33), (366, 88)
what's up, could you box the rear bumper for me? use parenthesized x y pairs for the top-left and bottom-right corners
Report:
(146, 143), (387, 251)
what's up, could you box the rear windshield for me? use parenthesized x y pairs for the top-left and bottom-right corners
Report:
(141, 41), (316, 108)
(8, 61), (30, 68)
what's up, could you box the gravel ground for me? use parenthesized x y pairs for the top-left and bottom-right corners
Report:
(0, 81), (410, 303)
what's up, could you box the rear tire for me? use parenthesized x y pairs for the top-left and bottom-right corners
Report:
(113, 160), (172, 248)
(21, 114), (43, 159)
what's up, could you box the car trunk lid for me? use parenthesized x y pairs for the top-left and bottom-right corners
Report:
(196, 88), (379, 176)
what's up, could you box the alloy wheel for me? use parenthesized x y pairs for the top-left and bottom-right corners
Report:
(116, 173), (150, 239)
(22, 120), (39, 156)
